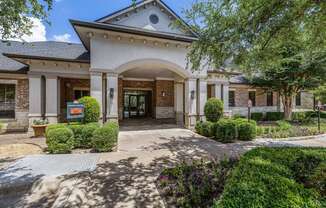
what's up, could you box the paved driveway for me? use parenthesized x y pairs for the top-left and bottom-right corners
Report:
(1, 125), (325, 208)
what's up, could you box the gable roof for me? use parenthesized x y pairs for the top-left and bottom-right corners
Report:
(0, 40), (90, 73)
(95, 0), (198, 38)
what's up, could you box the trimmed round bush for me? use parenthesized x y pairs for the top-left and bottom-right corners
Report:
(68, 122), (100, 148)
(236, 119), (257, 141)
(92, 122), (119, 152)
(45, 123), (67, 137)
(46, 127), (74, 154)
(195, 121), (214, 137)
(78, 96), (100, 123)
(215, 119), (237, 143)
(204, 98), (224, 122)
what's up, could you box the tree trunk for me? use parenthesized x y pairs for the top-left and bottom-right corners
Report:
(282, 95), (293, 120)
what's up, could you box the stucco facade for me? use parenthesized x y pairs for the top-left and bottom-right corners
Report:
(0, 0), (316, 133)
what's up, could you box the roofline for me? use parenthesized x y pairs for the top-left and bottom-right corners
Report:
(3, 53), (90, 64)
(70, 19), (198, 43)
(207, 70), (242, 75)
(95, 0), (199, 38)
(0, 67), (28, 74)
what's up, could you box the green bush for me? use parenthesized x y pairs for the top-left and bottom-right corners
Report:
(251, 112), (264, 121)
(68, 122), (100, 148)
(308, 162), (326, 196)
(196, 121), (214, 137)
(266, 112), (284, 121)
(92, 122), (119, 152)
(276, 120), (292, 131)
(292, 112), (307, 123)
(204, 98), (224, 122)
(45, 123), (67, 137)
(46, 127), (74, 154)
(232, 114), (245, 119)
(78, 96), (100, 123)
(236, 119), (257, 141)
(215, 119), (237, 143)
(215, 147), (326, 208)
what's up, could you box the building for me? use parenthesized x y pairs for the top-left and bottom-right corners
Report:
(0, 0), (314, 132)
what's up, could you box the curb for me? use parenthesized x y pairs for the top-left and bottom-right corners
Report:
(256, 133), (326, 142)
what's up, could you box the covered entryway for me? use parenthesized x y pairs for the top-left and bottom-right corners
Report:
(123, 90), (152, 119)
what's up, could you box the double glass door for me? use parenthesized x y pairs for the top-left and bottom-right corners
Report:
(123, 90), (151, 119)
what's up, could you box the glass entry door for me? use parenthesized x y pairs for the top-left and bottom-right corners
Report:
(124, 90), (151, 119)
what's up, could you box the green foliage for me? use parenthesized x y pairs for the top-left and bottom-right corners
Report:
(45, 123), (66, 138)
(266, 112), (284, 121)
(307, 162), (326, 197)
(215, 119), (237, 143)
(0, 122), (3, 130)
(236, 119), (257, 141)
(0, 0), (53, 40)
(92, 122), (119, 152)
(204, 98), (224, 122)
(68, 122), (100, 148)
(157, 159), (237, 208)
(46, 127), (74, 154)
(251, 112), (264, 121)
(215, 148), (326, 208)
(312, 85), (326, 104)
(232, 114), (245, 119)
(195, 121), (214, 137)
(292, 112), (310, 123)
(276, 120), (292, 131)
(78, 96), (100, 123)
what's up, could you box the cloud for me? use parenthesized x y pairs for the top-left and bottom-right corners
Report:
(9, 17), (47, 42)
(53, 33), (71, 42)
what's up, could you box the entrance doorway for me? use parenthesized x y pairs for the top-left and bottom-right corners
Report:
(123, 90), (152, 119)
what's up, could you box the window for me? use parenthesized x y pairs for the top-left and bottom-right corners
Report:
(267, 91), (273, 106)
(0, 84), (15, 118)
(296, 92), (301, 106)
(249, 91), (256, 106)
(73, 89), (90, 100)
(149, 14), (159, 24)
(229, 91), (235, 107)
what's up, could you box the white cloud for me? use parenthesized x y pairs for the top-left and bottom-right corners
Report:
(53, 33), (71, 42)
(9, 17), (47, 42)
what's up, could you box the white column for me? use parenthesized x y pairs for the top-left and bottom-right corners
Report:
(223, 84), (231, 116)
(28, 74), (42, 134)
(45, 75), (58, 124)
(185, 78), (197, 128)
(107, 73), (119, 121)
(174, 82), (184, 126)
(197, 79), (207, 121)
(214, 83), (222, 99)
(90, 72), (103, 120)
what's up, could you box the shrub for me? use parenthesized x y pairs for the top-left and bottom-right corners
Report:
(292, 112), (307, 123)
(232, 114), (245, 119)
(236, 119), (257, 141)
(215, 119), (237, 143)
(266, 112), (284, 121)
(92, 122), (119, 152)
(45, 123), (67, 137)
(307, 162), (326, 196)
(276, 120), (292, 131)
(68, 122), (100, 148)
(196, 121), (214, 137)
(78, 96), (100, 123)
(215, 148), (325, 208)
(46, 127), (74, 154)
(251, 112), (264, 121)
(204, 98), (224, 122)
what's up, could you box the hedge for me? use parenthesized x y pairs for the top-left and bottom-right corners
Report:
(251, 112), (264, 121)
(235, 119), (257, 141)
(78, 96), (100, 123)
(204, 98), (224, 122)
(215, 147), (326, 208)
(45, 123), (67, 138)
(46, 126), (74, 154)
(266, 112), (284, 121)
(215, 119), (237, 143)
(195, 121), (214, 137)
(68, 122), (100, 148)
(92, 122), (119, 152)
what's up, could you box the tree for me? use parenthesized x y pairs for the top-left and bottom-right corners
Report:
(0, 0), (53, 40)
(184, 0), (326, 119)
(312, 85), (326, 104)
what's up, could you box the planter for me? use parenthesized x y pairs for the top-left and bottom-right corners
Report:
(32, 125), (47, 137)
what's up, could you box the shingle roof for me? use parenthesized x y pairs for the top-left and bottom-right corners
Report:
(0, 40), (90, 73)
(229, 74), (249, 84)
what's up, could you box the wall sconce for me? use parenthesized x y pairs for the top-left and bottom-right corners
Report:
(110, 88), (114, 98)
(161, 91), (166, 97)
(190, 90), (195, 100)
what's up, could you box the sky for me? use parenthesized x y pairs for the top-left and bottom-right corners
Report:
(23, 0), (195, 43)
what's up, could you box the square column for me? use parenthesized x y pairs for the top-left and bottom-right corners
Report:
(28, 74), (42, 135)
(185, 78), (197, 128)
(174, 82), (184, 126)
(90, 72), (103, 120)
(197, 79), (207, 121)
(45, 75), (58, 124)
(107, 74), (119, 121)
(214, 84), (222, 99)
(223, 84), (231, 116)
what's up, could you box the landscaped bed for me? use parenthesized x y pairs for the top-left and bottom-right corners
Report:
(157, 147), (326, 208)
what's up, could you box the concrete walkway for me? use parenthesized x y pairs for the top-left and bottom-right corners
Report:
(0, 126), (325, 208)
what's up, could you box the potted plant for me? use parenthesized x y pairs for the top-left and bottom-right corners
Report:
(32, 119), (49, 137)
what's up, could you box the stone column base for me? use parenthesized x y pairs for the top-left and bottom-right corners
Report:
(106, 115), (119, 123)
(176, 112), (184, 126)
(45, 114), (58, 124)
(185, 114), (197, 129)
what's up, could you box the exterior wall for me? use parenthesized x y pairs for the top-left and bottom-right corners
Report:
(155, 80), (174, 118)
(296, 91), (314, 110)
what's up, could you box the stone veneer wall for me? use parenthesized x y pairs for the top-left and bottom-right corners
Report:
(155, 80), (175, 119)
(15, 79), (29, 130)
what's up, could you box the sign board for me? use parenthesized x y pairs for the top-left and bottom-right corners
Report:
(67, 102), (84, 120)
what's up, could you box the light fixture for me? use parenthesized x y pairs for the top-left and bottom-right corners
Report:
(161, 91), (166, 97)
(190, 90), (195, 99)
(110, 88), (114, 98)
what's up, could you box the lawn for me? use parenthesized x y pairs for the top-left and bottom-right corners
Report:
(157, 147), (326, 208)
